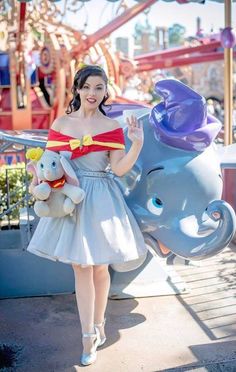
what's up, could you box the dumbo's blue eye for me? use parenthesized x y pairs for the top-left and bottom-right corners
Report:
(147, 197), (163, 216)
(52, 161), (56, 168)
(40, 163), (44, 169)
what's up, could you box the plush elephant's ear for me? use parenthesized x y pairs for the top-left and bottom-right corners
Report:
(60, 156), (79, 186)
(26, 162), (39, 184)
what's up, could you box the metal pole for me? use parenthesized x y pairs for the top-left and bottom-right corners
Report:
(6, 169), (11, 229)
(24, 145), (31, 246)
(224, 0), (233, 145)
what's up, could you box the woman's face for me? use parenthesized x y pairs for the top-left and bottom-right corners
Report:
(77, 75), (107, 109)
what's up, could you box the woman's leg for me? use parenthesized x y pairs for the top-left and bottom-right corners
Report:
(72, 264), (95, 353)
(93, 265), (111, 339)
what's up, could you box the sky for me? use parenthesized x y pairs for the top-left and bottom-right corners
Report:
(60, 0), (236, 40)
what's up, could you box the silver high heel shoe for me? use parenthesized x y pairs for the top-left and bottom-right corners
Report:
(94, 318), (106, 347)
(80, 327), (101, 366)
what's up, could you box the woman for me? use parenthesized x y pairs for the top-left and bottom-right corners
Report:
(27, 65), (147, 366)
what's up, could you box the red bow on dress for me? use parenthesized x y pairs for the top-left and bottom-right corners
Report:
(46, 128), (125, 159)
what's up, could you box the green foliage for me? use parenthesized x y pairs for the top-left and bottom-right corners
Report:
(0, 163), (33, 226)
(168, 23), (186, 46)
(134, 20), (158, 54)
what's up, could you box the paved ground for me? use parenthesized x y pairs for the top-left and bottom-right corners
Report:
(1, 246), (236, 372)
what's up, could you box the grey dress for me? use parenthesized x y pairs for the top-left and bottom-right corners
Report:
(27, 150), (147, 265)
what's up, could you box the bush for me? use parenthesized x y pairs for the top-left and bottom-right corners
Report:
(0, 163), (33, 226)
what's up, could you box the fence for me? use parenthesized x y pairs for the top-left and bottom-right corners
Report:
(0, 129), (47, 243)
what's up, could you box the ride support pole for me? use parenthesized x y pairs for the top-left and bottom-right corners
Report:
(224, 0), (233, 146)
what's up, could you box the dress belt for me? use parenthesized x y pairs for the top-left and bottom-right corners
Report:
(76, 169), (115, 179)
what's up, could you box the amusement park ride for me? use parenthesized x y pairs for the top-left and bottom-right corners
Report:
(0, 0), (235, 132)
(1, 0), (236, 300)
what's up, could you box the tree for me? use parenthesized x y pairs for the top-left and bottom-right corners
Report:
(168, 23), (186, 46)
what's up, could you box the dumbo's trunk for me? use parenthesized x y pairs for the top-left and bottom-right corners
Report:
(156, 200), (236, 260)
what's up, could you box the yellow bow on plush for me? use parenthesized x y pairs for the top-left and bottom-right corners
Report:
(69, 135), (94, 150)
(26, 147), (44, 161)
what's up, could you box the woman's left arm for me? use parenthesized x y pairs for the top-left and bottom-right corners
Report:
(110, 115), (143, 177)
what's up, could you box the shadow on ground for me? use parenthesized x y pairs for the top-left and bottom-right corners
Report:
(0, 295), (145, 371)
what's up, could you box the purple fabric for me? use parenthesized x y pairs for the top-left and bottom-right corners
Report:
(149, 79), (222, 152)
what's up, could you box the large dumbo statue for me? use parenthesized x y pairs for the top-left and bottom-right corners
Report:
(116, 79), (236, 261)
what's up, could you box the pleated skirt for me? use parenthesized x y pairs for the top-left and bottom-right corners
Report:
(27, 170), (147, 266)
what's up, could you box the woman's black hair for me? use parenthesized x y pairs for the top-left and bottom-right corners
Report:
(66, 65), (110, 115)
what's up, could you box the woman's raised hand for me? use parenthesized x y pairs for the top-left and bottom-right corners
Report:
(126, 115), (144, 146)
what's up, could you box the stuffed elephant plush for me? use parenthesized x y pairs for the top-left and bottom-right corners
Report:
(26, 148), (85, 218)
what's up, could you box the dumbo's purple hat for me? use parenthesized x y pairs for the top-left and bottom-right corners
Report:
(149, 79), (222, 151)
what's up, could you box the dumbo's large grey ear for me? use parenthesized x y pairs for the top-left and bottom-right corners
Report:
(26, 162), (39, 184)
(60, 156), (79, 186)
